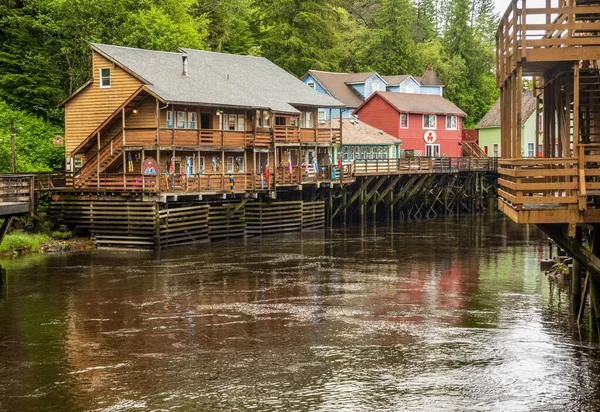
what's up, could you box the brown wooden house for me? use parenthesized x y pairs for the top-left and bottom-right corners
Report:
(60, 44), (344, 197)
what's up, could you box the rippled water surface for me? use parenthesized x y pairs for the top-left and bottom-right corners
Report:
(1, 214), (599, 411)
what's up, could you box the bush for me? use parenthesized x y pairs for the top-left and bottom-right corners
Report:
(0, 232), (50, 253)
(51, 230), (72, 240)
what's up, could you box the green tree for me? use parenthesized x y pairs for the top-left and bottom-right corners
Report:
(0, 100), (64, 172)
(253, 0), (347, 76)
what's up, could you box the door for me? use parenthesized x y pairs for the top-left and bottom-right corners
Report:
(200, 113), (211, 129)
(425, 144), (440, 157)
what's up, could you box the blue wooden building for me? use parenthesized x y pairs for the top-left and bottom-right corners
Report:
(301, 66), (444, 121)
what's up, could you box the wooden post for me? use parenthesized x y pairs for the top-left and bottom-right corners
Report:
(573, 226), (583, 321)
(516, 68), (523, 158)
(157, 101), (161, 194)
(122, 108), (126, 146)
(96, 131), (101, 189)
(142, 148), (146, 191)
(573, 63), (580, 155)
(123, 150), (127, 190)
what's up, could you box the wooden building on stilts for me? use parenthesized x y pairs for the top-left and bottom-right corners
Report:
(496, 0), (600, 331)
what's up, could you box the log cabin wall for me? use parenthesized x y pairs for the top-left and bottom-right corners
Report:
(64, 51), (142, 157)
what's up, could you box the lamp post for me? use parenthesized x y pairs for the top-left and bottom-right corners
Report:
(10, 120), (16, 173)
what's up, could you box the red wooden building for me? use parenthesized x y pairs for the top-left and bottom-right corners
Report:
(354, 92), (467, 157)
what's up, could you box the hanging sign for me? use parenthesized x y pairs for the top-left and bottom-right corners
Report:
(424, 130), (437, 144)
(142, 157), (158, 175)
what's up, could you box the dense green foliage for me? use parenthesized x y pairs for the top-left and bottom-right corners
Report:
(0, 231), (49, 253)
(0, 0), (499, 171)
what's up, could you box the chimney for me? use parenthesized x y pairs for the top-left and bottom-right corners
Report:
(182, 54), (188, 76)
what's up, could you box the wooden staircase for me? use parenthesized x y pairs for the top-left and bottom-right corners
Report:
(462, 141), (487, 157)
(74, 132), (123, 188)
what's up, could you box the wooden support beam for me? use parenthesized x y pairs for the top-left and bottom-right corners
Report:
(538, 224), (600, 282)
(331, 176), (374, 220)
(368, 175), (401, 214)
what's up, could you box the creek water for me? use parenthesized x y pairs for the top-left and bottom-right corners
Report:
(0, 213), (599, 411)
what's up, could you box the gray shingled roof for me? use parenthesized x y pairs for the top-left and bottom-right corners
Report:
(381, 75), (411, 86)
(330, 119), (401, 145)
(305, 70), (375, 107)
(358, 92), (466, 117)
(91, 43), (344, 114)
(476, 90), (536, 128)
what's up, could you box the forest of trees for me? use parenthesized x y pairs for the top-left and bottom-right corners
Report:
(0, 0), (499, 172)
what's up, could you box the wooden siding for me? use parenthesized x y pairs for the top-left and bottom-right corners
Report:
(356, 94), (463, 157)
(64, 51), (142, 157)
(355, 94), (400, 138)
(398, 114), (462, 157)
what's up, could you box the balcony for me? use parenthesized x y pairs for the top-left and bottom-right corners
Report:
(496, 0), (600, 84)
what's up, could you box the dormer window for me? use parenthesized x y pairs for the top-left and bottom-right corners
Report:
(307, 81), (315, 89)
(100, 68), (111, 88)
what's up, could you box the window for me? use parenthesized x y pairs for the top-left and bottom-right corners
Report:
(236, 156), (245, 173)
(290, 118), (298, 127)
(446, 115), (457, 130)
(372, 81), (380, 92)
(423, 114), (436, 129)
(343, 147), (349, 161)
(177, 111), (186, 129)
(185, 156), (194, 175)
(198, 156), (205, 173)
(400, 113), (408, 128)
(527, 142), (535, 157)
(227, 156), (234, 173)
(188, 112), (197, 129)
(318, 109), (326, 122)
(228, 115), (236, 131)
(100, 68), (111, 88)
(275, 116), (286, 126)
(425, 144), (440, 157)
(258, 110), (271, 128)
(301, 111), (313, 128)
(237, 114), (245, 131)
(307, 81), (315, 89)
(166, 111), (174, 128)
(493, 144), (499, 157)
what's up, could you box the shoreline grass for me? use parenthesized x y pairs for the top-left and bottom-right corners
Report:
(0, 232), (51, 253)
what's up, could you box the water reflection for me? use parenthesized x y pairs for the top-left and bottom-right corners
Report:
(1, 213), (600, 411)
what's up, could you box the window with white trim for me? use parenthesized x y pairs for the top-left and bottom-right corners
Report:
(527, 142), (535, 157)
(400, 113), (408, 128)
(227, 156), (234, 173)
(100, 68), (111, 88)
(166, 111), (174, 128)
(237, 114), (245, 131)
(423, 114), (436, 129)
(446, 115), (457, 130)
(187, 112), (196, 129)
(318, 109), (326, 122)
(176, 111), (186, 129)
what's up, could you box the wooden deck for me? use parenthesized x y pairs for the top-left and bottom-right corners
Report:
(0, 175), (34, 217)
(45, 157), (499, 197)
(496, 0), (600, 225)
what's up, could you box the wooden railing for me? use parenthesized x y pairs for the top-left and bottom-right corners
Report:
(353, 157), (497, 175)
(157, 129), (253, 147)
(75, 132), (123, 187)
(497, 158), (579, 208)
(496, 0), (600, 85)
(274, 127), (300, 143)
(0, 175), (35, 205)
